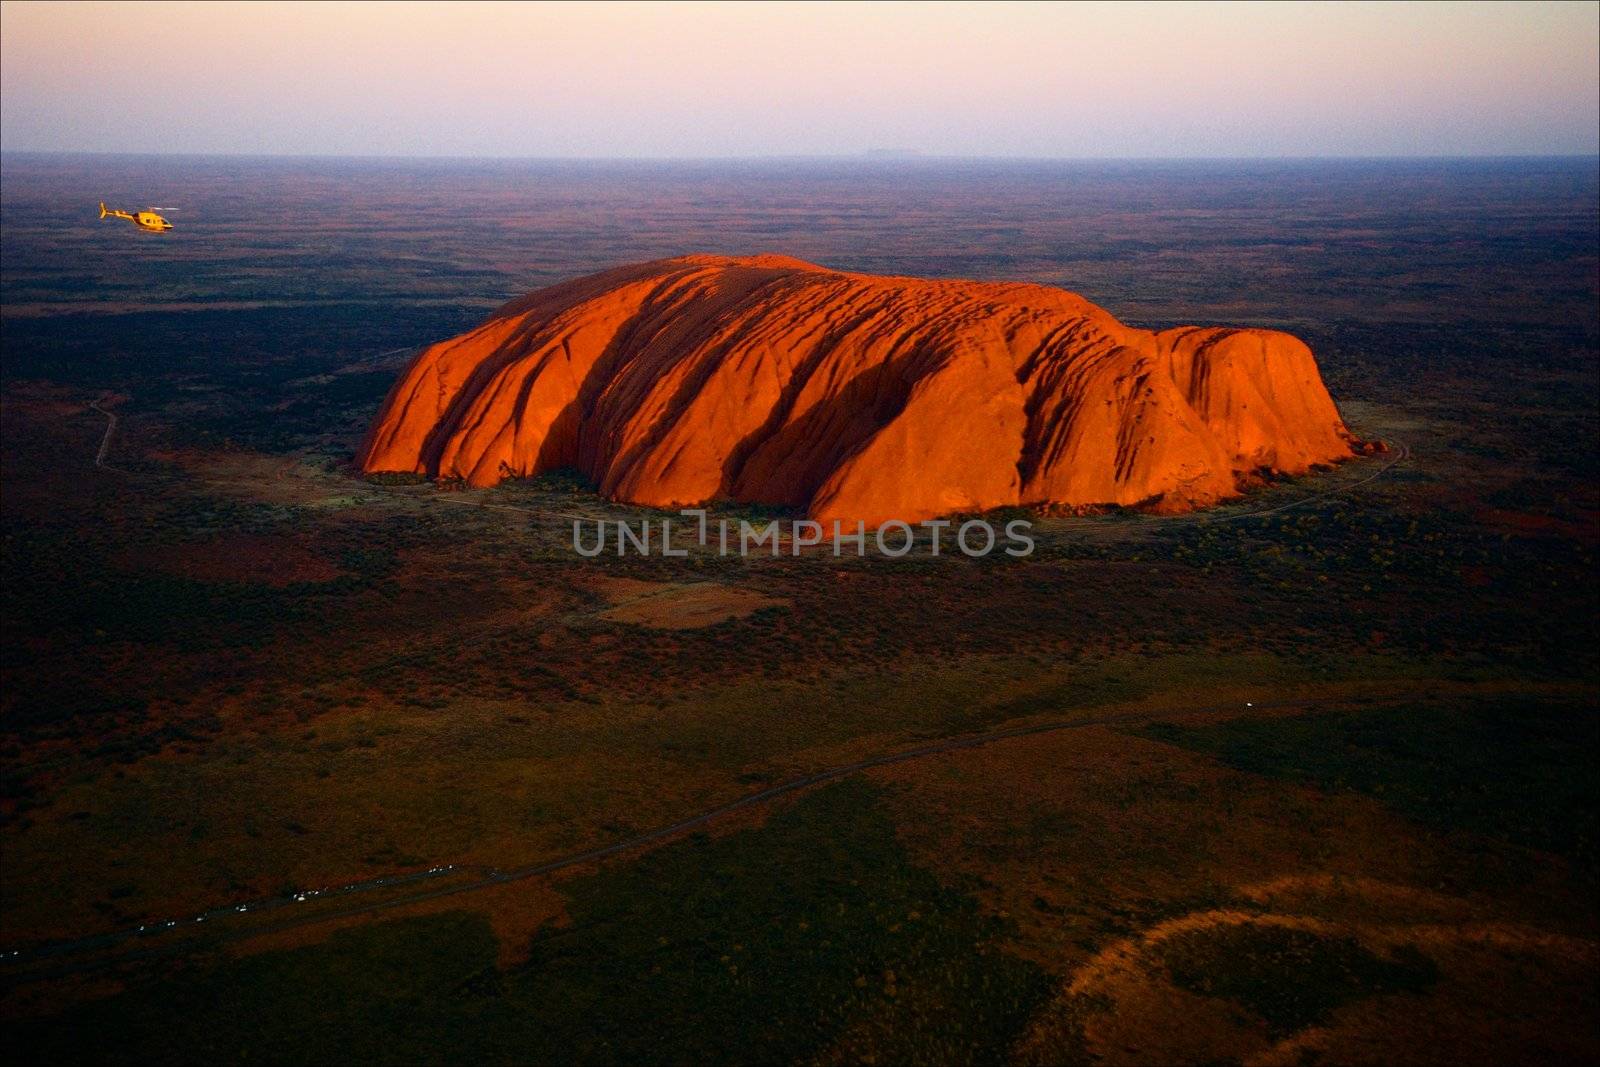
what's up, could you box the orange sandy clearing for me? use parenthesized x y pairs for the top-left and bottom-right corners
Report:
(361, 255), (1357, 524)
(588, 576), (788, 630)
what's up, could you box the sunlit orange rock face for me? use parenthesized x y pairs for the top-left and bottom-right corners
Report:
(360, 255), (1356, 524)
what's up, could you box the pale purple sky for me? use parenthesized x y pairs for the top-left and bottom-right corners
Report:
(2, 0), (1596, 157)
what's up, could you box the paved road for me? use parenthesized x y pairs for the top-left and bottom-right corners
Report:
(1041, 438), (1412, 529)
(34, 408), (1415, 978)
(3, 692), (1401, 978)
(87, 389), (1409, 537)
(376, 437), (1411, 540)
(88, 400), (124, 473)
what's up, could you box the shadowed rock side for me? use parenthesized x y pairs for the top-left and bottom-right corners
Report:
(360, 255), (1357, 524)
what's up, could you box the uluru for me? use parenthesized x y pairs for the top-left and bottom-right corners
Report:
(359, 255), (1358, 525)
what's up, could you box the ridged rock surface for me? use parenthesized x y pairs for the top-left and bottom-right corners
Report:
(360, 255), (1356, 524)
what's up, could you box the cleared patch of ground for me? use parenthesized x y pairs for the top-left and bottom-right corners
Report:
(1017, 889), (1597, 1066)
(590, 577), (789, 630)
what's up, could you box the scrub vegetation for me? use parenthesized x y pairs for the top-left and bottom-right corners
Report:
(2, 156), (1595, 1063)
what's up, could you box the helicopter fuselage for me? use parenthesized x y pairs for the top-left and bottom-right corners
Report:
(99, 203), (172, 232)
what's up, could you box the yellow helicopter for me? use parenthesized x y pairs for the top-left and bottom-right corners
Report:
(98, 202), (172, 232)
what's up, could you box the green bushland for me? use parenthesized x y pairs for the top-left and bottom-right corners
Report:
(1160, 923), (1437, 1037)
(363, 470), (428, 486)
(1138, 696), (1599, 866)
(508, 466), (597, 494)
(16, 780), (1049, 1065)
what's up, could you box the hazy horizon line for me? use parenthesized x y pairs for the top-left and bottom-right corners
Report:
(4, 149), (1598, 164)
